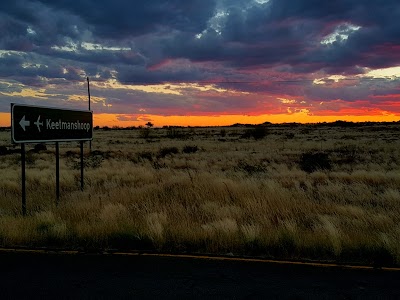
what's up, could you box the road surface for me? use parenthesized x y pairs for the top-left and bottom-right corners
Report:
(0, 251), (399, 299)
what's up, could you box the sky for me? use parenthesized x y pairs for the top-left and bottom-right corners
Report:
(1, 0), (400, 127)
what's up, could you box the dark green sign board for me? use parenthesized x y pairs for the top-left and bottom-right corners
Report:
(11, 104), (93, 143)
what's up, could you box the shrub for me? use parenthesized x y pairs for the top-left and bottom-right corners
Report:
(158, 147), (179, 158)
(139, 128), (151, 139)
(299, 152), (332, 173)
(286, 133), (295, 139)
(334, 145), (360, 165)
(86, 155), (104, 169)
(65, 150), (78, 158)
(152, 160), (167, 169)
(182, 145), (198, 154)
(66, 153), (104, 169)
(241, 126), (268, 140)
(300, 128), (311, 134)
(0, 146), (8, 155)
(234, 160), (266, 175)
(25, 151), (36, 165)
(166, 127), (186, 139)
(220, 129), (226, 137)
(34, 143), (47, 153)
(136, 151), (153, 162)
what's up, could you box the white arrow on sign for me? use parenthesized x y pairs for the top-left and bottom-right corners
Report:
(19, 115), (30, 131)
(34, 115), (43, 132)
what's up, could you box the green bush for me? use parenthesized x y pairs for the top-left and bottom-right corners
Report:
(299, 152), (332, 173)
(182, 145), (198, 154)
(241, 126), (268, 140)
(165, 127), (186, 139)
(234, 160), (266, 175)
(139, 128), (151, 139)
(0, 146), (8, 155)
(158, 147), (179, 158)
(136, 151), (153, 162)
(220, 129), (226, 137)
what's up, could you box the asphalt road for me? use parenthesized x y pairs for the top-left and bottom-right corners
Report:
(0, 251), (399, 299)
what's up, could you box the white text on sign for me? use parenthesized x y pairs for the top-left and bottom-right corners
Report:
(46, 119), (91, 132)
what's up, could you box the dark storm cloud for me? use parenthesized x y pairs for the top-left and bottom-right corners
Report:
(2, 0), (400, 78)
(116, 64), (205, 84)
(306, 77), (400, 103)
(0, 0), (219, 84)
(0, 51), (88, 86)
(277, 0), (400, 71)
(161, 0), (400, 73)
(35, 0), (217, 37)
(0, 0), (86, 50)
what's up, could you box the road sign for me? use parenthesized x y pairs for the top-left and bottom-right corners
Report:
(11, 104), (93, 143)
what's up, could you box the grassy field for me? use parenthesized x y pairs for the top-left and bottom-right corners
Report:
(0, 122), (399, 266)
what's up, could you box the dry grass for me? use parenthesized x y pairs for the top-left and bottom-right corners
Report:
(0, 123), (400, 266)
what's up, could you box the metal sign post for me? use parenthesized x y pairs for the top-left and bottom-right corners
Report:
(56, 142), (60, 206)
(87, 77), (92, 153)
(21, 143), (26, 216)
(87, 77), (91, 111)
(11, 103), (93, 215)
(80, 141), (84, 191)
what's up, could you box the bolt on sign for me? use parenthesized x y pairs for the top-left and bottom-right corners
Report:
(11, 104), (93, 143)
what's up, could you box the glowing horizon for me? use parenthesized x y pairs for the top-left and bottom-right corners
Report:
(1, 111), (398, 129)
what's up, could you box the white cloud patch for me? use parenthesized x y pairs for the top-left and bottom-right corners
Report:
(364, 66), (400, 79)
(321, 23), (361, 45)
(26, 26), (36, 35)
(22, 63), (48, 69)
(195, 9), (229, 38)
(313, 75), (348, 85)
(81, 42), (131, 52)
(278, 97), (297, 104)
(51, 40), (78, 52)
